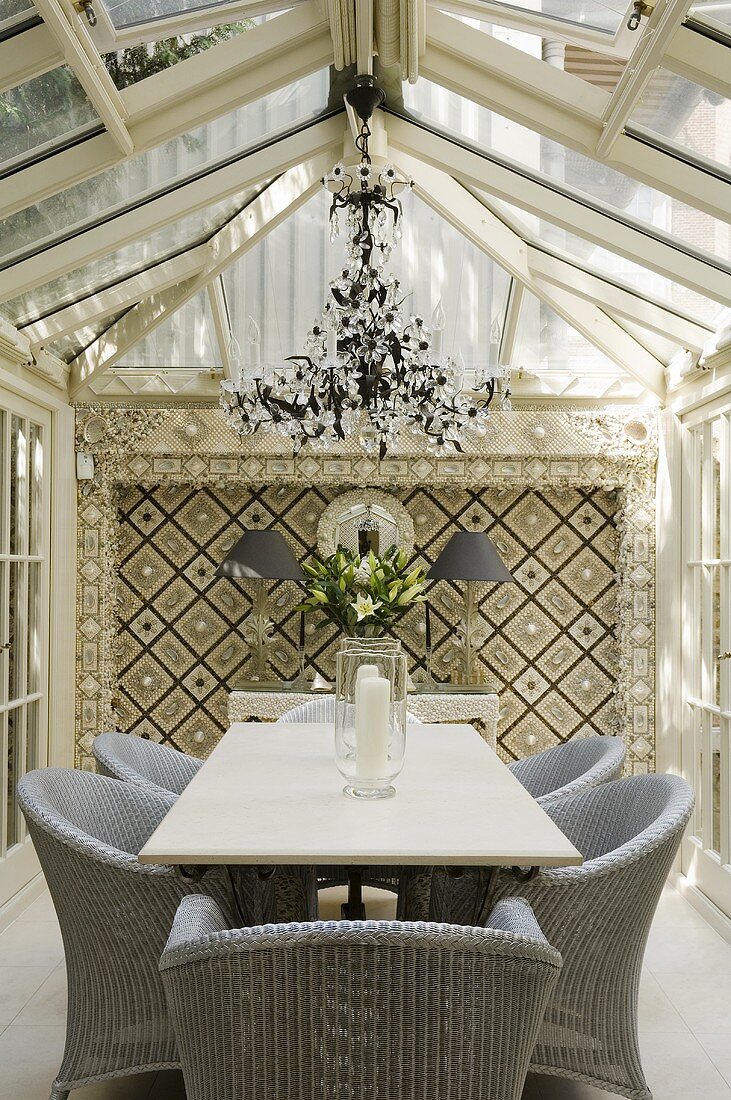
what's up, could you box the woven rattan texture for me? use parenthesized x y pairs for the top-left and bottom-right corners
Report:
(74, 405), (657, 771)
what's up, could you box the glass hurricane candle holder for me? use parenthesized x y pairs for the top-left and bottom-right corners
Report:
(334, 649), (408, 800)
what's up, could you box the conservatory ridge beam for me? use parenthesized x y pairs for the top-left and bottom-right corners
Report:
(423, 7), (731, 225)
(394, 150), (667, 397)
(526, 248), (712, 351)
(596, 0), (694, 159)
(0, 6), (334, 222)
(21, 247), (209, 351)
(0, 23), (62, 95)
(664, 25), (731, 100)
(428, 0), (633, 57)
(32, 0), (132, 155)
(386, 114), (731, 307)
(0, 116), (344, 305)
(70, 154), (331, 396)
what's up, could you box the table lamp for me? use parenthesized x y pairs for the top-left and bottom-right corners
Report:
(427, 531), (513, 684)
(216, 530), (305, 680)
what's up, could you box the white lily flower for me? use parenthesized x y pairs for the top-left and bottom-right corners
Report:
(351, 594), (382, 621)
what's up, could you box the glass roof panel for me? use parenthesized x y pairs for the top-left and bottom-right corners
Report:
(104, 0), (258, 28)
(458, 0), (623, 33)
(115, 291), (217, 368)
(103, 21), (257, 91)
(0, 0), (36, 33)
(403, 78), (731, 267)
(689, 1), (731, 27)
(1, 190), (248, 327)
(0, 65), (100, 172)
(484, 195), (725, 325)
(0, 70), (329, 269)
(514, 289), (619, 372)
(630, 69), (731, 175)
(46, 308), (131, 363)
(222, 189), (511, 372)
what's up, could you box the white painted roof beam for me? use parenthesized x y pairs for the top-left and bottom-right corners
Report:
(0, 4), (333, 220)
(0, 23), (62, 94)
(0, 115), (344, 304)
(395, 150), (667, 397)
(70, 153), (332, 397)
(387, 114), (731, 306)
(423, 8), (731, 226)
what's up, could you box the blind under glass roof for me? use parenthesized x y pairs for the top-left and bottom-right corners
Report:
(221, 189), (512, 375)
(115, 291), (217, 368)
(515, 289), (620, 373)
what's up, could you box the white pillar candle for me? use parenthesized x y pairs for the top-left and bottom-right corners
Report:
(356, 675), (390, 779)
(431, 299), (446, 360)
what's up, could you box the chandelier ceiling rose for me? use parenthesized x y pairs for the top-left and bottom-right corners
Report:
(220, 77), (507, 458)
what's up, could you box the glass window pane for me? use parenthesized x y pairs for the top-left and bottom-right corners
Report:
(27, 561), (41, 695)
(690, 1), (731, 28)
(116, 290), (217, 368)
(0, 0), (34, 20)
(0, 69), (328, 267)
(28, 422), (42, 556)
(515, 289), (619, 371)
(223, 190), (511, 374)
(631, 69), (731, 175)
(0, 66), (99, 171)
(1, 191), (249, 327)
(10, 415), (27, 557)
(6, 708), (19, 848)
(9, 561), (23, 701)
(104, 22), (254, 87)
(25, 699), (40, 773)
(105, 0), (254, 28)
(403, 77), (731, 266)
(462, 0), (622, 32)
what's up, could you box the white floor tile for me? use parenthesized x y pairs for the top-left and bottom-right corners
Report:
(17, 891), (59, 924)
(643, 923), (731, 974)
(15, 963), (67, 1025)
(639, 969), (690, 1033)
(0, 920), (64, 967)
(0, 1024), (67, 1100)
(653, 970), (731, 1033)
(640, 1033), (731, 1099)
(651, 887), (713, 931)
(0, 966), (56, 1024)
(697, 1035), (731, 1088)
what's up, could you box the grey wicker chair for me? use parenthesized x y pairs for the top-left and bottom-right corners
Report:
(17, 768), (243, 1100)
(160, 893), (562, 1100)
(92, 731), (202, 797)
(493, 773), (694, 1100)
(508, 735), (626, 807)
(92, 732), (315, 923)
(280, 695), (422, 725)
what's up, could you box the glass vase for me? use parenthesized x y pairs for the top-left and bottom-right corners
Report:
(334, 649), (408, 800)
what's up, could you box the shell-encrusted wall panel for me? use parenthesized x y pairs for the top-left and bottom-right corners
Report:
(75, 405), (657, 773)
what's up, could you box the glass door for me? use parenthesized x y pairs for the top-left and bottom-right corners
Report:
(0, 392), (51, 909)
(681, 407), (731, 915)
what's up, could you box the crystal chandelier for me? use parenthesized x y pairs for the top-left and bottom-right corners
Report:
(220, 76), (504, 458)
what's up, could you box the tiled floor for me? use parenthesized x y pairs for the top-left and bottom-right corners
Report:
(0, 883), (730, 1099)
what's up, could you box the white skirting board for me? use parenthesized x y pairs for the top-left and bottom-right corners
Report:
(0, 872), (46, 935)
(671, 870), (731, 946)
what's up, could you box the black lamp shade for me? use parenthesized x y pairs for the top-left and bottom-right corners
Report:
(215, 530), (305, 581)
(427, 531), (513, 583)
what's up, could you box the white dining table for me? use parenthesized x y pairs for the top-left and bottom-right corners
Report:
(139, 721), (582, 919)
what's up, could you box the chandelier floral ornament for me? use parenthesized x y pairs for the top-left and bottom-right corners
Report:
(220, 75), (505, 458)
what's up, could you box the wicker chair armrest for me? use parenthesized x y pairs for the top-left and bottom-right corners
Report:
(484, 897), (548, 943)
(164, 894), (230, 955)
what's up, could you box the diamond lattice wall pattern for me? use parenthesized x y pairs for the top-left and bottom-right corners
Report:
(115, 483), (620, 762)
